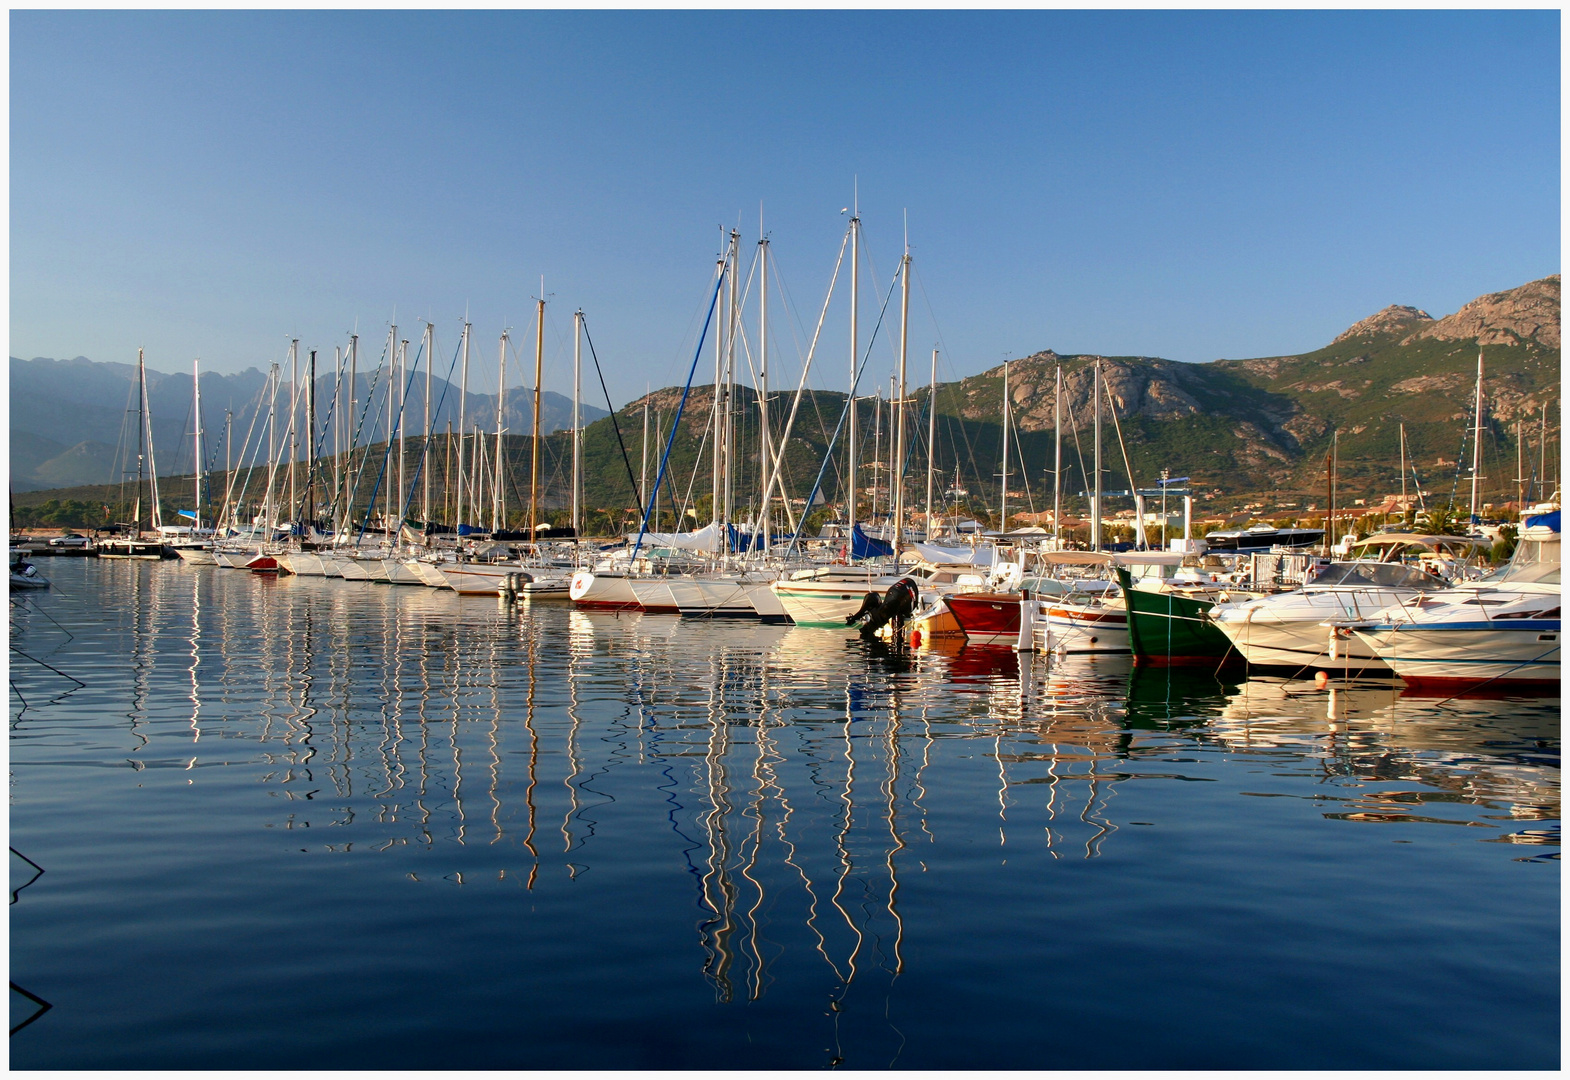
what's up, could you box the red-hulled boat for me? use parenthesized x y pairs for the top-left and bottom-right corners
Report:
(945, 591), (1024, 645)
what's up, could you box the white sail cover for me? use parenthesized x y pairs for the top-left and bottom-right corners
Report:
(623, 522), (723, 551)
(911, 542), (993, 567)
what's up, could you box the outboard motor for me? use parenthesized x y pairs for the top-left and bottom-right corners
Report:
(849, 577), (921, 641)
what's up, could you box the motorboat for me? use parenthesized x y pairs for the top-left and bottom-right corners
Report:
(1346, 508), (1561, 692)
(1209, 560), (1451, 674)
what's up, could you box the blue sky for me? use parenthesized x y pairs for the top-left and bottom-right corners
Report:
(10, 10), (1560, 409)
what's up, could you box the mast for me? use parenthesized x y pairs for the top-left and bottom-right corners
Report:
(134, 348), (145, 534)
(223, 410), (232, 532)
(494, 330), (508, 533)
(192, 357), (203, 532)
(423, 323), (433, 530)
(458, 320), (470, 529)
(1469, 351), (1483, 528)
(1540, 400), (1548, 503)
(331, 346), (342, 534)
(307, 348), (318, 533)
(1000, 359), (1010, 535)
(893, 243), (910, 563)
(640, 393), (650, 512)
(1092, 358), (1102, 552)
(710, 244), (726, 546)
(572, 310), (583, 542)
(345, 334), (357, 537)
(925, 348), (937, 541)
(847, 208), (860, 534)
(394, 340), (405, 544)
(264, 363), (277, 534)
(1515, 417), (1523, 511)
(531, 294), (545, 540)
(724, 230), (739, 531)
(1053, 365), (1063, 547)
(759, 230), (771, 554)
(1399, 421), (1408, 521)
(288, 338), (299, 530)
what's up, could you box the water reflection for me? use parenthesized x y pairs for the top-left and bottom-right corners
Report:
(8, 560), (1561, 1060)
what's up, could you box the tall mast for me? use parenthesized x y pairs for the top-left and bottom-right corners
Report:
(572, 310), (583, 542)
(711, 244), (726, 540)
(893, 243), (910, 564)
(394, 340), (405, 544)
(1539, 400), (1548, 503)
(423, 323), (433, 529)
(1469, 351), (1484, 528)
(264, 363), (277, 533)
(1053, 365), (1063, 547)
(925, 347), (938, 541)
(1515, 417), (1523, 511)
(1399, 421), (1408, 521)
(192, 357), (203, 532)
(1000, 359), (1010, 535)
(345, 335), (357, 537)
(331, 346), (342, 533)
(640, 392), (650, 511)
(494, 330), (508, 533)
(724, 230), (739, 530)
(1092, 358), (1103, 552)
(223, 409), (232, 531)
(458, 320), (470, 528)
(134, 348), (145, 534)
(288, 338), (299, 529)
(758, 230), (771, 554)
(530, 293), (545, 540)
(847, 208), (860, 533)
(307, 348), (318, 533)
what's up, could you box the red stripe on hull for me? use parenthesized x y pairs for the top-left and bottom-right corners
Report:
(946, 594), (1021, 643)
(1399, 675), (1559, 697)
(573, 600), (642, 611)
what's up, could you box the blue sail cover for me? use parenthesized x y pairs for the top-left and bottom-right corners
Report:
(726, 525), (792, 552)
(456, 523), (483, 536)
(850, 523), (893, 560)
(1524, 509), (1560, 533)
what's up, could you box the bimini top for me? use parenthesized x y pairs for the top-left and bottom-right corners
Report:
(1305, 561), (1448, 590)
(1350, 533), (1488, 552)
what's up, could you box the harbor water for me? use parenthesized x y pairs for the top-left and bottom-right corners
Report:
(9, 558), (1560, 1068)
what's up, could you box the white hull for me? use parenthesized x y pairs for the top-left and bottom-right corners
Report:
(411, 560), (454, 589)
(1042, 601), (1130, 653)
(1212, 584), (1440, 674)
(569, 571), (641, 611)
(627, 577), (679, 613)
(173, 547), (218, 566)
(289, 552), (326, 576)
(441, 562), (522, 596)
(382, 558), (426, 586)
(770, 576), (893, 628)
(1354, 622), (1561, 687)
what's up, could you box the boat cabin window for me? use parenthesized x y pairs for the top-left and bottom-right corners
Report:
(1307, 561), (1445, 589)
(1495, 538), (1562, 584)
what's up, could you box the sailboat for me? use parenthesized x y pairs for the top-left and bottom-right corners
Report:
(101, 348), (171, 559)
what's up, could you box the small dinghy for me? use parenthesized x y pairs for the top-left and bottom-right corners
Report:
(10, 557), (50, 589)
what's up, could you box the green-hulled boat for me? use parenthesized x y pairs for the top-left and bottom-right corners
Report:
(1115, 566), (1245, 667)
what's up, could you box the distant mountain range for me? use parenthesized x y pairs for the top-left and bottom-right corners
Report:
(12, 276), (1559, 521)
(566, 275), (1560, 514)
(8, 356), (608, 491)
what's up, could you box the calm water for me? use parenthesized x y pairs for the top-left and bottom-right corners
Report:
(10, 558), (1559, 1069)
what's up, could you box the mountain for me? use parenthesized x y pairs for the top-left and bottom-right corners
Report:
(12, 277), (1558, 526)
(566, 275), (1559, 519)
(8, 355), (608, 491)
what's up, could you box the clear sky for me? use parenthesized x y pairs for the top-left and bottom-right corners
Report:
(10, 9), (1560, 409)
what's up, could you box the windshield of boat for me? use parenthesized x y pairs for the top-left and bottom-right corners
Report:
(1306, 561), (1446, 589)
(1492, 538), (1563, 584)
